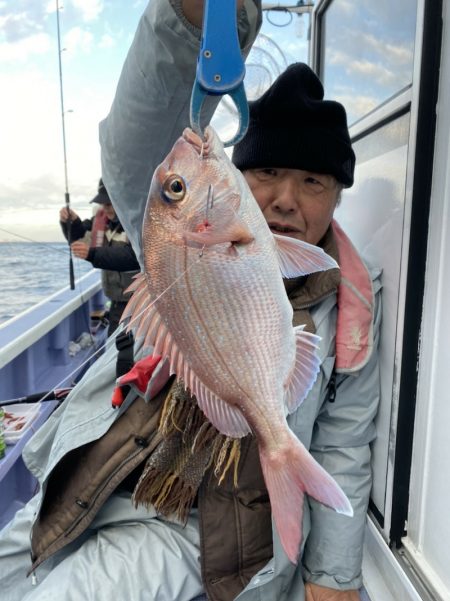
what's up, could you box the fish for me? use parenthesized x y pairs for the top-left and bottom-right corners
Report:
(122, 125), (353, 563)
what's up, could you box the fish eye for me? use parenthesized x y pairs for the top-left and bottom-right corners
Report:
(162, 174), (186, 202)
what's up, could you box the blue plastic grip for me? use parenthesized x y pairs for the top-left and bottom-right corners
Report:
(197, 0), (246, 93)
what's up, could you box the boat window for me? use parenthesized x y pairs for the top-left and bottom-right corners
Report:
(319, 0), (418, 125)
(335, 111), (410, 517)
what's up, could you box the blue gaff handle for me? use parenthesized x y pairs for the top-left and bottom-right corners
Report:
(197, 0), (245, 93)
(190, 0), (249, 147)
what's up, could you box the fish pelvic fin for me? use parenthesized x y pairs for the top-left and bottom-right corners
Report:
(259, 431), (353, 564)
(273, 233), (339, 278)
(285, 326), (321, 414)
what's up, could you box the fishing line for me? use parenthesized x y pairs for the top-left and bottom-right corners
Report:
(16, 253), (205, 408)
(0, 227), (73, 255)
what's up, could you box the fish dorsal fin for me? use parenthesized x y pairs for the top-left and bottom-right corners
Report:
(285, 325), (321, 414)
(123, 281), (252, 437)
(273, 233), (339, 278)
(121, 272), (148, 325)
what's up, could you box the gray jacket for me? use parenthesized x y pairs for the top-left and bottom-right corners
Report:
(0, 2), (381, 600)
(98, 0), (381, 593)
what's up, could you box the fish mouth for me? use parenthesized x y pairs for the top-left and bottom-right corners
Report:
(182, 128), (212, 158)
(182, 126), (222, 160)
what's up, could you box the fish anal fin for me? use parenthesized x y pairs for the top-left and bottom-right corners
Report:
(273, 233), (339, 278)
(285, 326), (321, 414)
(191, 378), (252, 438)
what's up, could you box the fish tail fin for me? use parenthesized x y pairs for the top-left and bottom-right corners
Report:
(259, 432), (353, 564)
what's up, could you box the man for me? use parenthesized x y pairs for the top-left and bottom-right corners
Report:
(60, 179), (140, 335)
(0, 2), (380, 600)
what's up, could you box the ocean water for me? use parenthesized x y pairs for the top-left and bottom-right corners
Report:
(0, 242), (93, 325)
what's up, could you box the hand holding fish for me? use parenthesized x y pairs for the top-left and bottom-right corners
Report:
(305, 583), (361, 601)
(181, 0), (245, 28)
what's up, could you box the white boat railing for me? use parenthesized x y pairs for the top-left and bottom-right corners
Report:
(0, 270), (103, 371)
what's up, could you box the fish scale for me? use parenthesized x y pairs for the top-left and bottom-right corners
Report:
(153, 245), (292, 407)
(124, 125), (354, 563)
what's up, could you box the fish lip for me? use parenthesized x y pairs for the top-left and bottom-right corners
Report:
(182, 128), (211, 158)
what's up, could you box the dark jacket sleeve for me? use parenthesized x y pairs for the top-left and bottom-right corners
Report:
(86, 244), (140, 272)
(60, 217), (92, 242)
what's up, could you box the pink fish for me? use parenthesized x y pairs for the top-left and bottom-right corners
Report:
(123, 126), (353, 563)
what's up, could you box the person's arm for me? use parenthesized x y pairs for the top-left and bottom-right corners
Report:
(59, 208), (92, 242)
(99, 0), (261, 267)
(87, 244), (141, 272)
(302, 284), (382, 597)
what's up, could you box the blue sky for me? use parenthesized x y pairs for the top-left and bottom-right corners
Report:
(0, 0), (415, 242)
(0, 1), (310, 242)
(0, 0), (145, 241)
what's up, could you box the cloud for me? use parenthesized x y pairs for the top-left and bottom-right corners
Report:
(64, 25), (94, 56)
(98, 33), (115, 49)
(0, 4), (51, 42)
(334, 90), (379, 123)
(0, 64), (115, 240)
(71, 0), (104, 22)
(327, 46), (408, 89)
(0, 31), (51, 62)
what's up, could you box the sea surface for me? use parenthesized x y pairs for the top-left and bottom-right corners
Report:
(0, 242), (93, 325)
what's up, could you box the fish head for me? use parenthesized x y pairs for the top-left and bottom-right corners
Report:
(144, 126), (252, 251)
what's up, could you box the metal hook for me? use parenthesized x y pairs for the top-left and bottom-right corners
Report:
(205, 184), (214, 222)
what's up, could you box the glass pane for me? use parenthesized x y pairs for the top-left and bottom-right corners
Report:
(321, 0), (418, 125)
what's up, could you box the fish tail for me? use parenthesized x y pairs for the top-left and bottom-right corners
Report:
(259, 432), (353, 564)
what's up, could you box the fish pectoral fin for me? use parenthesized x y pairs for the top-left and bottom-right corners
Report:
(183, 215), (254, 247)
(285, 326), (321, 414)
(273, 233), (339, 278)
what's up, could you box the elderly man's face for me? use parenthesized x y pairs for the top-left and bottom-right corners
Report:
(243, 168), (340, 246)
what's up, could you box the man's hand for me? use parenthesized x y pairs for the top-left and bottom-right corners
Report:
(71, 241), (89, 261)
(60, 207), (78, 222)
(181, 0), (245, 28)
(305, 582), (361, 601)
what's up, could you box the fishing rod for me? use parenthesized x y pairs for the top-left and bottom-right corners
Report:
(56, 0), (75, 290)
(0, 389), (73, 408)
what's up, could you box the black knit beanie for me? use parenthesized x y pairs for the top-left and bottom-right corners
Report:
(232, 63), (355, 187)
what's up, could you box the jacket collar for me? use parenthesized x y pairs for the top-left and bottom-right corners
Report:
(284, 225), (341, 310)
(284, 221), (375, 373)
